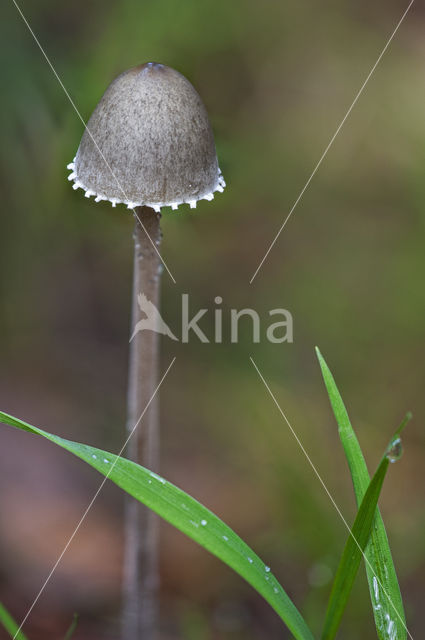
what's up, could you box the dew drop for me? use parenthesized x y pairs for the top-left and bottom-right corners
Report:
(103, 458), (110, 464)
(222, 535), (229, 541)
(247, 557), (253, 564)
(92, 454), (97, 459)
(265, 566), (271, 573)
(386, 437), (403, 463)
(373, 576), (379, 601)
(273, 587), (279, 594)
(200, 519), (207, 526)
(149, 471), (166, 484)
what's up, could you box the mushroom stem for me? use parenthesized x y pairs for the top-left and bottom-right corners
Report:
(123, 207), (162, 639)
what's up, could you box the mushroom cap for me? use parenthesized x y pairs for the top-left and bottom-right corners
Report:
(68, 62), (225, 211)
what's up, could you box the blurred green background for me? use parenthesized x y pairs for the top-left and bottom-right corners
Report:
(0, 0), (424, 638)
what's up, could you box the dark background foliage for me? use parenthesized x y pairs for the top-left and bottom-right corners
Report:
(0, 1), (423, 638)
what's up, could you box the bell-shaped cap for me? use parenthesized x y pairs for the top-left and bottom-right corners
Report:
(67, 62), (225, 211)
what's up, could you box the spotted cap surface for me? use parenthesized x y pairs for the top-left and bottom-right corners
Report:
(68, 62), (225, 211)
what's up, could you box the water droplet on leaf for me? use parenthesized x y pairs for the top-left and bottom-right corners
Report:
(386, 437), (403, 463)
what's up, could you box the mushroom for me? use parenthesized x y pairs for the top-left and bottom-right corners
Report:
(68, 62), (225, 638)
(67, 61), (225, 210)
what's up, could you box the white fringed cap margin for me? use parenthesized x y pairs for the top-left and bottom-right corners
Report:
(67, 158), (226, 213)
(68, 62), (225, 213)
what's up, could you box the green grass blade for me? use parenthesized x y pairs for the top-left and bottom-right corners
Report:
(64, 614), (79, 639)
(321, 421), (407, 640)
(0, 603), (29, 640)
(316, 348), (408, 640)
(0, 411), (314, 640)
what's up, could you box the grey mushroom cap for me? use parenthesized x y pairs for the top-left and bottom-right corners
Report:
(67, 62), (225, 211)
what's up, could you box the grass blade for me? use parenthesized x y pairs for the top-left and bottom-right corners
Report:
(0, 411), (314, 640)
(64, 613), (79, 639)
(0, 603), (29, 640)
(321, 422), (407, 640)
(316, 347), (408, 640)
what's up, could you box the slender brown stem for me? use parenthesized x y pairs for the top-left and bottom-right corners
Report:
(122, 207), (162, 640)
